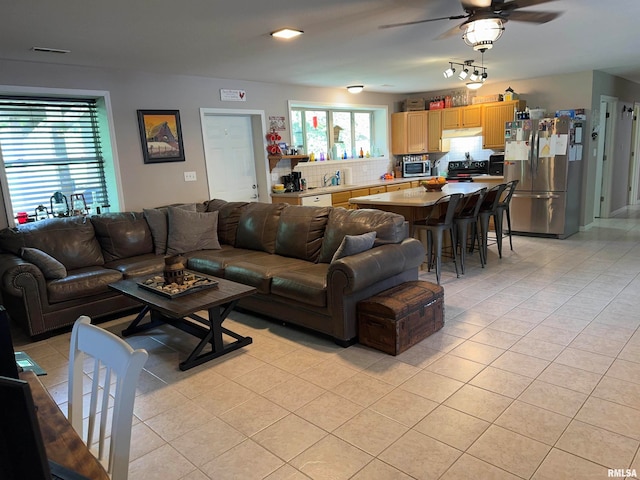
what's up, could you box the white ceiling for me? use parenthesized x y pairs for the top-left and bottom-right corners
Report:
(2, 0), (640, 94)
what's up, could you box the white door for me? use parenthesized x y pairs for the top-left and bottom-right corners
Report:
(202, 114), (259, 202)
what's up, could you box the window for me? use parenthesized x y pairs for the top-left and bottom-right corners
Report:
(0, 96), (110, 222)
(291, 107), (373, 160)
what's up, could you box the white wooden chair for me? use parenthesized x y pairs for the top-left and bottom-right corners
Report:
(68, 316), (148, 480)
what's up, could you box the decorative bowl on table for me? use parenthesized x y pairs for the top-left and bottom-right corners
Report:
(421, 178), (447, 191)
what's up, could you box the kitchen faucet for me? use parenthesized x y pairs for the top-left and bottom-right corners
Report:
(323, 172), (338, 187)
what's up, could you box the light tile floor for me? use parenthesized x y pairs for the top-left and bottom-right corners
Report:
(13, 206), (640, 479)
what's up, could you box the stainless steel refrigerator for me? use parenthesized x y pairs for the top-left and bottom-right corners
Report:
(504, 115), (583, 239)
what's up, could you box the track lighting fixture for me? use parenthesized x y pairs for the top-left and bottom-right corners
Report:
(443, 58), (487, 90)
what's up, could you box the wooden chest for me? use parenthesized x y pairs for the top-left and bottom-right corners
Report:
(357, 281), (444, 355)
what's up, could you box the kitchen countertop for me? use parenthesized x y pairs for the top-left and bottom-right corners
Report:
(349, 182), (498, 208)
(271, 175), (503, 198)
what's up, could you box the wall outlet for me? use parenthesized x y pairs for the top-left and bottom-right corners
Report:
(184, 171), (197, 182)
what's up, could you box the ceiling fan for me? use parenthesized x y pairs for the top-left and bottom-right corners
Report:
(379, 0), (563, 51)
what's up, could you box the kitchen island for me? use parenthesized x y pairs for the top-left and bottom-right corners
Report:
(349, 182), (498, 231)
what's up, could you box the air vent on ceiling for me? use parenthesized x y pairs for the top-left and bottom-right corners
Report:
(31, 47), (71, 54)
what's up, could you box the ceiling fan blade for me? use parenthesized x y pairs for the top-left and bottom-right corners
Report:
(505, 0), (559, 8)
(507, 10), (562, 23)
(379, 15), (467, 29)
(435, 23), (466, 40)
(460, 0), (492, 9)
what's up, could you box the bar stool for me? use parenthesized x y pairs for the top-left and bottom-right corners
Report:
(453, 187), (487, 273)
(413, 193), (464, 285)
(475, 183), (508, 262)
(496, 180), (519, 253)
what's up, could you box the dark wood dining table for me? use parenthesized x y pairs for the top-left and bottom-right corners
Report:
(20, 370), (110, 480)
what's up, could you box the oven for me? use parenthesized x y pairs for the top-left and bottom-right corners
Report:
(447, 160), (489, 181)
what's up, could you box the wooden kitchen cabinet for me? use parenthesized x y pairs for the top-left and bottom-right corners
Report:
(482, 100), (526, 149)
(441, 105), (482, 129)
(369, 186), (386, 194)
(426, 110), (449, 153)
(391, 111), (428, 154)
(385, 182), (412, 192)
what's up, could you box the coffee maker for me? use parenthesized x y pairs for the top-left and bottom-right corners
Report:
(291, 172), (302, 192)
(282, 174), (295, 192)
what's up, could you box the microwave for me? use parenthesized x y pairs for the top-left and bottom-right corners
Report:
(402, 160), (431, 177)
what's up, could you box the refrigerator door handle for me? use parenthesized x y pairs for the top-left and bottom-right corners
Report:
(513, 193), (560, 200)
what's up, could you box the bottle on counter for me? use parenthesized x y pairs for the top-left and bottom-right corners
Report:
(335, 170), (341, 185)
(359, 147), (364, 158)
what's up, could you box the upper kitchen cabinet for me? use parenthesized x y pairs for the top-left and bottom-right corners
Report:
(441, 105), (482, 130)
(391, 111), (428, 154)
(427, 110), (449, 153)
(482, 100), (526, 149)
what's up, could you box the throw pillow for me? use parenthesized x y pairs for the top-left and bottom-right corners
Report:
(20, 247), (67, 279)
(331, 231), (377, 263)
(166, 207), (221, 254)
(144, 203), (197, 254)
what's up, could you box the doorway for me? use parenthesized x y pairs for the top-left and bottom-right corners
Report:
(629, 104), (640, 205)
(200, 108), (269, 203)
(594, 96), (616, 218)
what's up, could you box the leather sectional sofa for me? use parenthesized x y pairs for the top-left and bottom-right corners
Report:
(0, 200), (424, 345)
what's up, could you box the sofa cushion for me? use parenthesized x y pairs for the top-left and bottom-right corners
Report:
(224, 254), (309, 294)
(144, 203), (197, 254)
(187, 246), (265, 277)
(271, 263), (329, 307)
(331, 231), (377, 263)
(208, 201), (250, 246)
(235, 203), (287, 254)
(166, 207), (221, 255)
(103, 253), (164, 279)
(0, 216), (104, 270)
(204, 198), (228, 213)
(47, 267), (123, 303)
(20, 247), (67, 279)
(91, 212), (154, 262)
(275, 206), (330, 262)
(318, 208), (407, 263)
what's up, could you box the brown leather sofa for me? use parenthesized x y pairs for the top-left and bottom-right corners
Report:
(0, 201), (424, 345)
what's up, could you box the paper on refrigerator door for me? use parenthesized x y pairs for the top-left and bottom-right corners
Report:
(505, 141), (529, 161)
(554, 134), (568, 155)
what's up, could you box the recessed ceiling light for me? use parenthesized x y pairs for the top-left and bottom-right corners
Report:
(270, 28), (304, 39)
(31, 46), (71, 54)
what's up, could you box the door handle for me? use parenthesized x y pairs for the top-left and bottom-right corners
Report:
(513, 193), (559, 199)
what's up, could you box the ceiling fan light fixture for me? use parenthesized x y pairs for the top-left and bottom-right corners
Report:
(466, 81), (484, 90)
(347, 85), (364, 94)
(270, 28), (304, 39)
(463, 18), (504, 51)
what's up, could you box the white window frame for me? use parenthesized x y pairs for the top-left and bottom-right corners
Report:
(288, 100), (389, 158)
(0, 85), (123, 227)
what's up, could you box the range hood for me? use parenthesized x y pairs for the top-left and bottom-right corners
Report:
(441, 127), (483, 139)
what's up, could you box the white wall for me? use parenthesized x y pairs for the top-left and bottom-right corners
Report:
(0, 59), (400, 218)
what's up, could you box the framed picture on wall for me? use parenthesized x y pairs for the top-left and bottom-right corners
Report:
(137, 110), (185, 163)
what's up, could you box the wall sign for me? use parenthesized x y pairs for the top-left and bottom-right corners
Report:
(220, 89), (246, 102)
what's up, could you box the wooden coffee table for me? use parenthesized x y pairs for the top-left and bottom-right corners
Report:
(109, 273), (256, 371)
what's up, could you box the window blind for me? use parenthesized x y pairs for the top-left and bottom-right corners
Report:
(0, 96), (109, 219)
